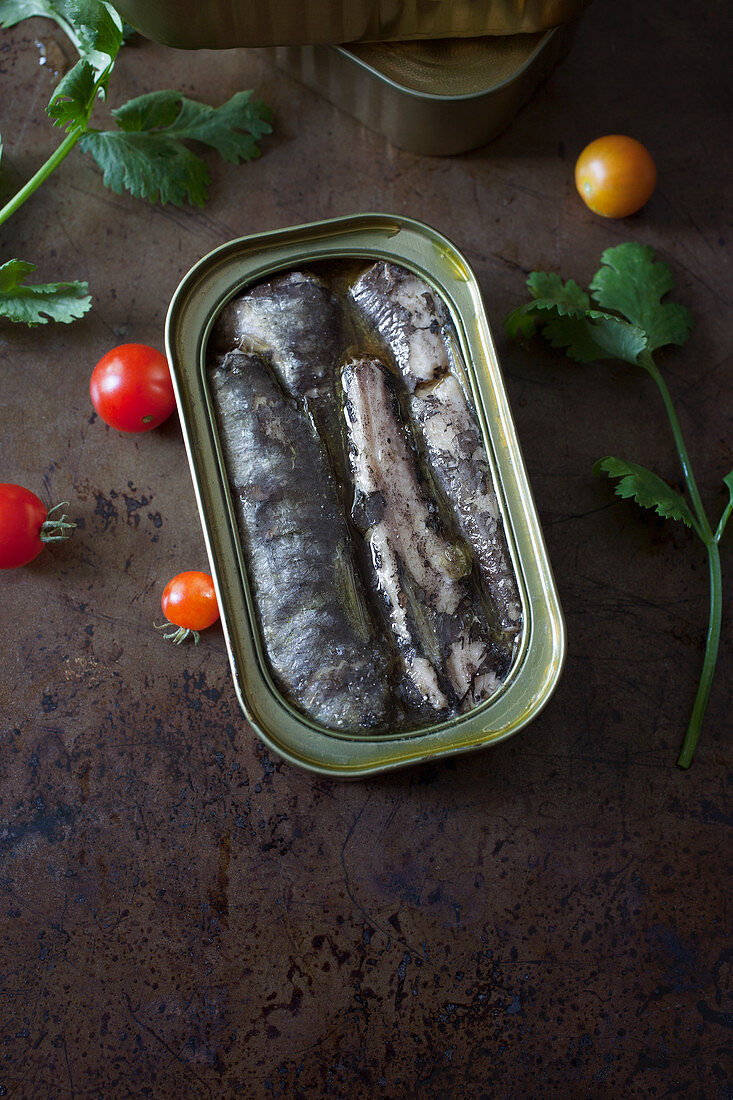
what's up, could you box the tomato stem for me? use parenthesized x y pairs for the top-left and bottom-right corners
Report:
(40, 502), (76, 544)
(154, 622), (201, 645)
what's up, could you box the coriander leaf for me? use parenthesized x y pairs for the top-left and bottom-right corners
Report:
(505, 271), (591, 339)
(541, 312), (647, 364)
(0, 259), (91, 324)
(527, 271), (590, 311)
(593, 455), (696, 529)
(504, 306), (539, 340)
(63, 0), (123, 74)
(80, 130), (211, 205)
(0, 0), (123, 76)
(0, 0), (63, 28)
(590, 242), (693, 353)
(80, 91), (272, 206)
(111, 90), (273, 162)
(47, 59), (97, 130)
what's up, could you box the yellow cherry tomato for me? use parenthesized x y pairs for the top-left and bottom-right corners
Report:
(575, 135), (657, 218)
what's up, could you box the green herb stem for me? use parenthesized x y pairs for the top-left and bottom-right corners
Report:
(641, 351), (721, 768)
(0, 128), (83, 229)
(641, 350), (713, 541)
(715, 498), (733, 543)
(677, 540), (722, 768)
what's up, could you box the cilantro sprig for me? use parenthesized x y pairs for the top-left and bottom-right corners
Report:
(0, 0), (272, 325)
(506, 243), (731, 768)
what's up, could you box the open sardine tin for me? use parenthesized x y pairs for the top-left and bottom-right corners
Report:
(166, 214), (565, 777)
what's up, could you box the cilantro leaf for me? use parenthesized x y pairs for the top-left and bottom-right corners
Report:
(0, 259), (91, 324)
(112, 90), (273, 161)
(593, 456), (696, 529)
(541, 313), (647, 364)
(0, 0), (123, 76)
(590, 243), (693, 353)
(80, 91), (273, 206)
(63, 0), (123, 74)
(47, 59), (97, 130)
(0, 0), (65, 28)
(80, 129), (211, 205)
(505, 272), (590, 338)
(527, 271), (590, 310)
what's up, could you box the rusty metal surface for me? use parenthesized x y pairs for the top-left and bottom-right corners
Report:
(0, 1), (730, 1096)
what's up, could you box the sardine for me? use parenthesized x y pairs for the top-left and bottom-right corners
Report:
(410, 374), (522, 639)
(350, 262), (450, 391)
(211, 270), (351, 479)
(208, 349), (392, 731)
(342, 356), (509, 712)
(351, 261), (522, 642)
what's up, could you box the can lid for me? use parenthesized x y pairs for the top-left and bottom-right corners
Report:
(115, 0), (590, 50)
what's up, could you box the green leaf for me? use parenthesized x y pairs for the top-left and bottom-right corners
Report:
(590, 242), (693, 353)
(0, 0), (60, 28)
(527, 271), (590, 311)
(0, 0), (123, 76)
(0, 259), (91, 324)
(80, 91), (272, 206)
(63, 0), (123, 73)
(504, 305), (539, 339)
(47, 59), (97, 130)
(505, 271), (591, 339)
(80, 130), (211, 205)
(112, 90), (273, 162)
(541, 313), (647, 364)
(593, 455), (696, 528)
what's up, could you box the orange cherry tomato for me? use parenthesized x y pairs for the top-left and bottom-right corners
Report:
(575, 135), (657, 218)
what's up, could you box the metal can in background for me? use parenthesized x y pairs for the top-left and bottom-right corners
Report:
(270, 24), (577, 155)
(115, 0), (589, 49)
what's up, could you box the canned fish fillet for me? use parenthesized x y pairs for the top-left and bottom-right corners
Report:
(165, 214), (565, 776)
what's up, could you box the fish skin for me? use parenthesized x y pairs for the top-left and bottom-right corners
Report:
(211, 270), (351, 483)
(211, 270), (349, 398)
(350, 262), (449, 391)
(351, 260), (522, 644)
(208, 350), (392, 731)
(342, 355), (508, 713)
(410, 375), (522, 639)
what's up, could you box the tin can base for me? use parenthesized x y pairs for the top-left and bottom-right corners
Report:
(268, 24), (577, 155)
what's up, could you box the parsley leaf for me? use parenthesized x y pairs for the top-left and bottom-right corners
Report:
(80, 90), (273, 205)
(0, 259), (92, 324)
(590, 243), (693, 353)
(594, 456), (697, 530)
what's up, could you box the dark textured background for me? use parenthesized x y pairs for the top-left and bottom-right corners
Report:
(1, 1), (731, 1096)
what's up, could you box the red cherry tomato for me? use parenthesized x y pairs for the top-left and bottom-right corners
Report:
(575, 135), (657, 218)
(0, 484), (75, 568)
(162, 571), (219, 633)
(90, 343), (176, 432)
